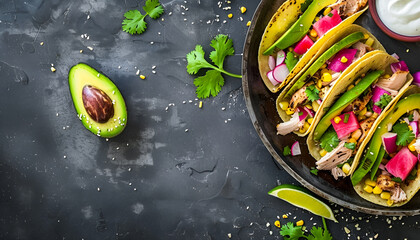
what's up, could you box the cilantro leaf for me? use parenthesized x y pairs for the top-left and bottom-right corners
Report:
(392, 122), (415, 146)
(186, 35), (241, 99)
(344, 142), (356, 150)
(194, 70), (224, 98)
(305, 85), (320, 102)
(186, 45), (214, 74)
(320, 128), (339, 152)
(209, 35), (235, 68)
(283, 146), (292, 156)
(310, 167), (318, 175)
(307, 226), (333, 240)
(280, 222), (306, 240)
(122, 10), (147, 34)
(285, 52), (299, 71)
(374, 93), (392, 109)
(391, 177), (403, 183)
(143, 0), (164, 19)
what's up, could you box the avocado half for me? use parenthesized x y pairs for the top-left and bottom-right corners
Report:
(68, 63), (127, 138)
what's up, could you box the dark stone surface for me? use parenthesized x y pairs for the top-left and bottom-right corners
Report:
(0, 0), (419, 239)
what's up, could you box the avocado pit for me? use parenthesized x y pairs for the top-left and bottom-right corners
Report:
(82, 85), (114, 123)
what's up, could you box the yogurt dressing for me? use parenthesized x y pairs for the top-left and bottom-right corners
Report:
(376, 0), (420, 37)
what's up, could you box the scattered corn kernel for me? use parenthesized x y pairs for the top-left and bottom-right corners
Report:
(323, 7), (332, 16)
(320, 149), (328, 157)
(383, 74), (391, 79)
(140, 74), (146, 79)
(308, 118), (314, 124)
(274, 220), (281, 228)
(312, 101), (320, 112)
(348, 138), (357, 144)
(317, 79), (323, 88)
(342, 163), (351, 175)
(380, 191), (391, 200)
(387, 198), (394, 206)
(246, 21), (251, 26)
(299, 127), (306, 133)
(320, 68), (330, 75)
(199, 101), (203, 109)
(228, 13), (233, 18)
(408, 139), (417, 152)
(315, 16), (320, 22)
(310, 29), (318, 38)
(364, 178), (376, 187)
(347, 84), (355, 91)
(282, 214), (288, 219)
(363, 185), (373, 193)
(304, 122), (310, 130)
(340, 56), (348, 63)
(409, 125), (413, 131)
(321, 63), (327, 69)
(322, 72), (332, 82)
(279, 101), (289, 111)
(358, 107), (367, 117)
(240, 6), (247, 13)
(334, 116), (341, 124)
(373, 185), (383, 195)
(365, 37), (374, 47)
(286, 108), (295, 115)
(296, 220), (304, 226)
(50, 67), (56, 72)
(363, 33), (369, 39)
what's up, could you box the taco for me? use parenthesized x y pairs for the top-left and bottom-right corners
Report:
(306, 51), (413, 181)
(352, 86), (420, 207)
(258, 0), (368, 93)
(276, 25), (384, 137)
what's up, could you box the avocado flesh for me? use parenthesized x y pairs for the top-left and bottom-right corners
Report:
(263, 0), (336, 55)
(351, 94), (420, 185)
(69, 63), (127, 138)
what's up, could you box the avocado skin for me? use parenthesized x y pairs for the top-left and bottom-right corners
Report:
(351, 94), (420, 185)
(69, 63), (127, 138)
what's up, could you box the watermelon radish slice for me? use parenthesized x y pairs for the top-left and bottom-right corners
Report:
(291, 141), (301, 156)
(313, 9), (342, 37)
(266, 70), (278, 85)
(381, 132), (397, 154)
(328, 48), (358, 73)
(372, 86), (391, 114)
(273, 64), (290, 83)
(294, 35), (314, 55)
(330, 111), (360, 140)
(298, 107), (308, 121)
(385, 147), (417, 181)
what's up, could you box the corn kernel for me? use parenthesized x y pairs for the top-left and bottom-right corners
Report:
(308, 118), (314, 124)
(286, 108), (295, 115)
(310, 29), (318, 38)
(363, 33), (369, 39)
(321, 63), (327, 69)
(199, 101), (203, 109)
(373, 185), (383, 195)
(312, 101), (320, 112)
(342, 163), (351, 175)
(372, 112), (379, 118)
(383, 74), (391, 79)
(305, 104), (313, 110)
(408, 140), (417, 152)
(365, 37), (374, 47)
(140, 74), (146, 79)
(334, 116), (341, 124)
(246, 21), (251, 27)
(299, 127), (306, 133)
(279, 101), (289, 111)
(282, 214), (288, 219)
(317, 79), (323, 88)
(363, 185), (373, 193)
(296, 220), (304, 226)
(358, 107), (367, 116)
(380, 191), (391, 200)
(274, 220), (281, 228)
(364, 178), (376, 187)
(322, 72), (332, 82)
(228, 13), (233, 18)
(348, 138), (357, 144)
(387, 199), (394, 206)
(304, 122), (310, 130)
(320, 149), (328, 157)
(340, 56), (348, 63)
(409, 125), (413, 131)
(240, 6), (247, 13)
(347, 84), (354, 91)
(323, 7), (332, 16)
(315, 17), (320, 22)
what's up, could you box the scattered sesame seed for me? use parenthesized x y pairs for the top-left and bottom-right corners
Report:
(152, 70), (156, 74)
(129, 182), (132, 186)
(97, 73), (100, 77)
(185, 129), (189, 132)
(222, 107), (226, 111)
(227, 233), (231, 239)
(118, 66), (121, 69)
(239, 17), (243, 21)
(344, 227), (351, 234)
(87, 46), (93, 51)
(269, 231), (273, 235)
(87, 15), (90, 19)
(134, 188), (137, 191)
(406, 49), (410, 53)
(56, 113), (59, 117)
(150, 41), (154, 45)
(136, 70), (140, 75)
(266, 222), (270, 227)
(40, 42), (44, 46)
(97, 187), (101, 192)
(128, 168), (132, 171)
(112, 157), (115, 160)
(106, 138), (109, 141)
(50, 67), (56, 72)
(63, 155), (67, 159)
(80, 50), (83, 53)
(168, 12), (172, 16)
(152, 65), (156, 69)
(183, 101), (186, 104)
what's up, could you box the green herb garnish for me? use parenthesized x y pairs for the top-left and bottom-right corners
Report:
(305, 85), (320, 102)
(327, 12), (333, 17)
(392, 122), (415, 146)
(310, 167), (318, 175)
(343, 113), (350, 123)
(391, 177), (403, 183)
(374, 93), (392, 110)
(283, 146), (292, 156)
(186, 34), (241, 98)
(344, 142), (356, 150)
(280, 218), (332, 240)
(122, 0), (164, 35)
(320, 128), (339, 152)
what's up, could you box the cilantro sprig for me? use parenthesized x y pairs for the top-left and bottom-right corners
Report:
(305, 85), (320, 102)
(374, 93), (392, 110)
(122, 0), (164, 35)
(320, 128), (339, 152)
(280, 218), (332, 240)
(186, 34), (242, 99)
(283, 146), (292, 156)
(392, 122), (415, 146)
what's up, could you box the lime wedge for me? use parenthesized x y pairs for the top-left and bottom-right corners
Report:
(268, 184), (338, 222)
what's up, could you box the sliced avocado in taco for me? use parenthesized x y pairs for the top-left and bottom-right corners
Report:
(275, 25), (384, 137)
(306, 51), (413, 181)
(258, 0), (368, 93)
(352, 88), (420, 207)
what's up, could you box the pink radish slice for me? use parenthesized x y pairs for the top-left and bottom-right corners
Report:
(328, 48), (358, 72)
(371, 86), (390, 114)
(381, 132), (398, 154)
(410, 121), (419, 137)
(298, 107), (308, 121)
(316, 99), (322, 105)
(266, 70), (278, 86)
(291, 141), (301, 156)
(413, 72), (420, 87)
(294, 35), (314, 55)
(378, 164), (386, 171)
(304, 106), (315, 117)
(390, 61), (409, 73)
(273, 64), (289, 83)
(268, 55), (276, 70)
(276, 50), (286, 65)
(391, 53), (400, 60)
